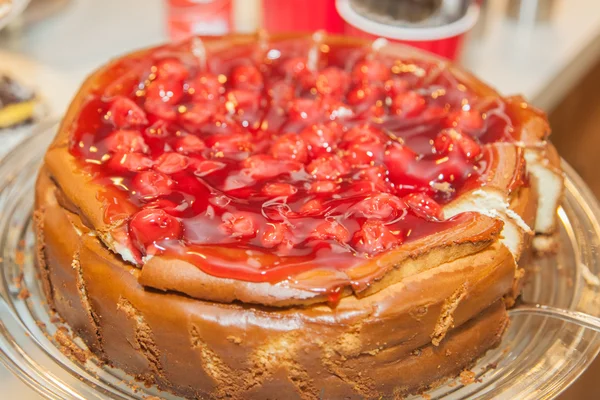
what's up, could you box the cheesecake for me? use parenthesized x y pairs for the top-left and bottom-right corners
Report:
(34, 33), (563, 399)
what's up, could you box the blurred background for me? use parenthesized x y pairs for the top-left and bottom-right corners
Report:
(0, 0), (599, 398)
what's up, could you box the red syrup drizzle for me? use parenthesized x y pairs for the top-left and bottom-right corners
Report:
(68, 36), (520, 288)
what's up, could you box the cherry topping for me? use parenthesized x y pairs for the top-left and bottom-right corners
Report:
(311, 219), (350, 243)
(270, 134), (309, 163)
(299, 198), (326, 215)
(156, 58), (189, 81)
(220, 212), (257, 238)
(352, 60), (391, 83)
(309, 180), (339, 194)
(315, 67), (350, 96)
(132, 170), (174, 199)
(434, 129), (482, 160)
(230, 64), (263, 90)
(354, 220), (401, 254)
(288, 98), (320, 121)
(446, 109), (485, 132)
(146, 79), (183, 105)
(403, 193), (443, 220)
(105, 130), (148, 153)
(108, 96), (148, 127)
(391, 91), (426, 117)
(175, 135), (206, 154)
(261, 223), (292, 248)
(68, 38), (516, 288)
(155, 152), (189, 174)
(189, 73), (223, 101)
(352, 193), (407, 220)
(300, 123), (340, 157)
(130, 208), (183, 250)
(107, 152), (153, 172)
(262, 182), (298, 197)
(242, 154), (302, 180)
(307, 155), (349, 180)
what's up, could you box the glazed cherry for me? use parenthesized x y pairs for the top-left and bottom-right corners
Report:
(307, 156), (349, 180)
(130, 208), (183, 249)
(311, 219), (350, 243)
(192, 160), (226, 177)
(107, 152), (153, 172)
(105, 130), (148, 153)
(220, 212), (257, 238)
(352, 193), (407, 220)
(315, 67), (350, 97)
(155, 152), (189, 174)
(288, 98), (320, 121)
(230, 64), (263, 90)
(242, 154), (302, 180)
(300, 124), (340, 157)
(434, 129), (482, 160)
(261, 223), (292, 248)
(146, 79), (183, 105)
(189, 73), (223, 101)
(354, 220), (401, 254)
(261, 182), (298, 197)
(352, 60), (391, 83)
(403, 193), (443, 220)
(299, 198), (327, 215)
(391, 91), (426, 117)
(108, 96), (148, 127)
(270, 134), (309, 163)
(132, 170), (174, 199)
(155, 58), (189, 81)
(175, 135), (206, 154)
(308, 180), (338, 194)
(446, 109), (484, 132)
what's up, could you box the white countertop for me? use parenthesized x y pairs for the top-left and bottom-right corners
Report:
(1, 0), (600, 398)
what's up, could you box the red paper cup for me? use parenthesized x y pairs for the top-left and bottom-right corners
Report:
(167, 0), (233, 42)
(336, 0), (480, 60)
(262, 0), (344, 34)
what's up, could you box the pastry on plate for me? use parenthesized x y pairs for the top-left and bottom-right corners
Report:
(0, 74), (37, 129)
(34, 33), (563, 399)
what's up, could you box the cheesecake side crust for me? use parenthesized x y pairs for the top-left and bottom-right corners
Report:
(36, 165), (513, 399)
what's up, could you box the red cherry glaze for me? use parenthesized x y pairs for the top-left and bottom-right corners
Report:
(352, 60), (391, 83)
(230, 64), (263, 90)
(262, 182), (298, 197)
(270, 133), (309, 162)
(68, 38), (525, 289)
(108, 96), (148, 127)
(352, 193), (407, 220)
(354, 220), (401, 254)
(391, 91), (426, 117)
(104, 130), (148, 153)
(307, 155), (349, 180)
(403, 193), (443, 220)
(261, 222), (292, 248)
(156, 58), (189, 81)
(220, 212), (257, 238)
(155, 152), (189, 174)
(175, 135), (206, 154)
(311, 219), (350, 243)
(107, 152), (153, 172)
(130, 208), (183, 250)
(132, 170), (174, 199)
(189, 73), (223, 101)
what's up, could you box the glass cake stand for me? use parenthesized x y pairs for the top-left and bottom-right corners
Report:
(0, 123), (599, 400)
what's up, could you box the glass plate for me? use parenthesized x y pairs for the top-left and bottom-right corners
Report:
(0, 123), (599, 400)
